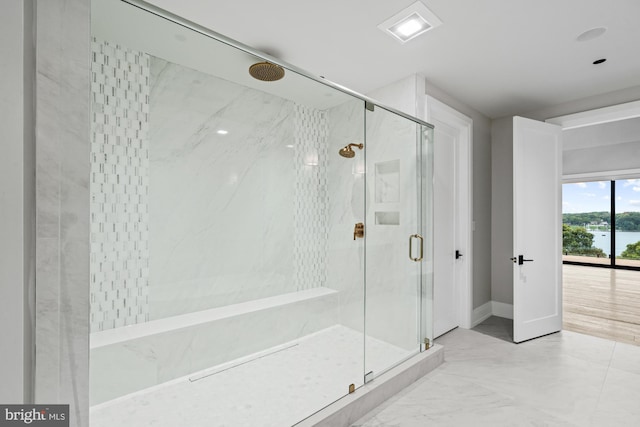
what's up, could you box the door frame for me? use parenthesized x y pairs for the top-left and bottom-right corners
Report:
(427, 96), (473, 330)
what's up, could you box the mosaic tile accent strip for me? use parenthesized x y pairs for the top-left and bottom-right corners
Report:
(293, 104), (329, 290)
(90, 38), (150, 332)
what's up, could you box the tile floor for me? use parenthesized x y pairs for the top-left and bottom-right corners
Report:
(471, 315), (513, 342)
(352, 321), (640, 426)
(90, 325), (412, 427)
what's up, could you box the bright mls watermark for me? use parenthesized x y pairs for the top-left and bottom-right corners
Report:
(0, 405), (68, 426)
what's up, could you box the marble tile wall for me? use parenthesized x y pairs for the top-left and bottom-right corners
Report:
(35, 0), (90, 426)
(147, 57), (330, 319)
(325, 99), (367, 333)
(90, 38), (150, 332)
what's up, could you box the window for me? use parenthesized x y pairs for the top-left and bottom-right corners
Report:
(563, 179), (640, 269)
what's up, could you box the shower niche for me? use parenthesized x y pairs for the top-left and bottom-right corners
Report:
(89, 1), (435, 426)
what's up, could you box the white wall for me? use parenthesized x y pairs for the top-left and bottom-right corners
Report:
(0, 0), (35, 404)
(366, 74), (424, 119)
(490, 117), (514, 305)
(563, 118), (640, 176)
(523, 90), (640, 180)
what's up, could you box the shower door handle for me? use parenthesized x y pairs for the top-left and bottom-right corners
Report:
(409, 234), (423, 262)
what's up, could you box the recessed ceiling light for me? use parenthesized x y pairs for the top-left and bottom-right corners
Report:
(392, 14), (430, 39)
(593, 58), (607, 65)
(217, 130), (228, 135)
(378, 1), (442, 44)
(576, 27), (607, 42)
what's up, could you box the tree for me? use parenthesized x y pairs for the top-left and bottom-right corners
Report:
(563, 211), (640, 231)
(616, 212), (640, 231)
(620, 241), (640, 260)
(563, 224), (592, 251)
(562, 224), (606, 257)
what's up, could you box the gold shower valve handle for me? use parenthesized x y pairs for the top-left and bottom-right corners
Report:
(353, 223), (364, 240)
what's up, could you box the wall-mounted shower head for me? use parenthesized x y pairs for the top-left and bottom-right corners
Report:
(249, 62), (285, 82)
(338, 143), (364, 158)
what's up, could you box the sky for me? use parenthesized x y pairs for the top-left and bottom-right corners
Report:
(563, 179), (640, 213)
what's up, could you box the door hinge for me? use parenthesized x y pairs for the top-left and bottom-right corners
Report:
(364, 371), (374, 383)
(423, 338), (431, 350)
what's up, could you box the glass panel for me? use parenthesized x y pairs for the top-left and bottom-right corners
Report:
(420, 125), (435, 347)
(615, 179), (640, 268)
(562, 181), (611, 265)
(364, 106), (424, 378)
(89, 1), (365, 425)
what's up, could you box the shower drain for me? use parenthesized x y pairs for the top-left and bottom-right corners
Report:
(188, 343), (299, 382)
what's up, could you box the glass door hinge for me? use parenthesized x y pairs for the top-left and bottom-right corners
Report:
(364, 371), (374, 383)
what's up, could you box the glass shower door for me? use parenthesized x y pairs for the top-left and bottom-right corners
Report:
(363, 104), (430, 379)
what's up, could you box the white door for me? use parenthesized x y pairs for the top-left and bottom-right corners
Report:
(433, 121), (458, 337)
(512, 116), (562, 343)
(429, 97), (473, 337)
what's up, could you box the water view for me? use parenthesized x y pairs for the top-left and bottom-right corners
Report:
(563, 180), (640, 264)
(591, 231), (640, 257)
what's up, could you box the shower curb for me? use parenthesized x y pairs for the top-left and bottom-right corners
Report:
(295, 344), (444, 427)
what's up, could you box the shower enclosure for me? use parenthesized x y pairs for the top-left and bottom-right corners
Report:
(89, 1), (434, 425)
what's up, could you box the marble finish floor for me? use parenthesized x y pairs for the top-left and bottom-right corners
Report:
(352, 327), (640, 426)
(471, 315), (513, 342)
(90, 325), (412, 427)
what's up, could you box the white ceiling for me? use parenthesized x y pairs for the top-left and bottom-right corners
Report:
(145, 0), (640, 119)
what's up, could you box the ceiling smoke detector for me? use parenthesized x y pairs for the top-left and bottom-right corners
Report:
(378, 1), (442, 44)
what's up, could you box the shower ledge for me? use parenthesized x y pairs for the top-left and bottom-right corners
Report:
(90, 287), (338, 349)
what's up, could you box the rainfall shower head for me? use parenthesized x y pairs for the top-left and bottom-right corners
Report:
(249, 62), (285, 82)
(338, 143), (364, 158)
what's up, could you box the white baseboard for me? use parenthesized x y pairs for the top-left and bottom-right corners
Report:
(471, 301), (492, 327)
(471, 301), (514, 327)
(491, 301), (513, 319)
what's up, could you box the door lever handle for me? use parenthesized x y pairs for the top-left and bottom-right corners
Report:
(517, 255), (533, 265)
(455, 250), (463, 260)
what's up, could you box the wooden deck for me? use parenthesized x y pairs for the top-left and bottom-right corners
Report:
(563, 255), (640, 267)
(563, 264), (640, 346)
